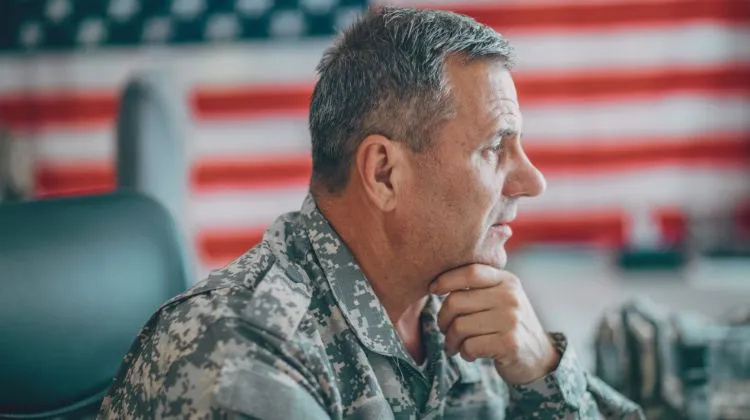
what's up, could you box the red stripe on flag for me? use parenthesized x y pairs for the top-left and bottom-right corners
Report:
(198, 227), (267, 266)
(190, 135), (749, 191)
(33, 135), (750, 197)
(446, 0), (750, 33)
(193, 65), (750, 119)
(33, 162), (115, 198)
(518, 65), (750, 104)
(0, 91), (117, 130)
(506, 211), (627, 250)
(528, 135), (750, 173)
(198, 210), (629, 266)
(191, 83), (311, 121)
(656, 207), (689, 245)
(192, 154), (312, 192)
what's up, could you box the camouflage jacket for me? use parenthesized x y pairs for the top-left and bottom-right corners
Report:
(99, 194), (644, 419)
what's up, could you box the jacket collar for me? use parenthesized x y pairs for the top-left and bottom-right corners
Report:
(300, 194), (410, 360)
(300, 193), (482, 387)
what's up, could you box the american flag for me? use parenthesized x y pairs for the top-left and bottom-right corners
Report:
(1, 0), (749, 279)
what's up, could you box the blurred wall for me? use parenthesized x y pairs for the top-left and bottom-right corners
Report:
(0, 0), (748, 278)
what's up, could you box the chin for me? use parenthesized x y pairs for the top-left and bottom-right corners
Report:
(492, 253), (508, 269)
(475, 246), (508, 270)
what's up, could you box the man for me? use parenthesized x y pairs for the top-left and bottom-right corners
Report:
(100, 7), (644, 419)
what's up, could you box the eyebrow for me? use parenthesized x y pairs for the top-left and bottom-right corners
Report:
(496, 128), (519, 138)
(485, 128), (521, 146)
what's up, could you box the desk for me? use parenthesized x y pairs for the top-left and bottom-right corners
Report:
(510, 248), (750, 369)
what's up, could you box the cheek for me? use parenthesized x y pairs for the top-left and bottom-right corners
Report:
(472, 160), (506, 207)
(440, 168), (501, 232)
(408, 165), (449, 222)
(420, 155), (502, 224)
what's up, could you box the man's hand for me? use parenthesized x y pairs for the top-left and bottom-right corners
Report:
(430, 264), (560, 385)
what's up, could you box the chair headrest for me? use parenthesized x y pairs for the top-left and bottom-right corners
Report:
(0, 192), (189, 417)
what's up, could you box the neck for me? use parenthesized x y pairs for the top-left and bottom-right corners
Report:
(315, 189), (431, 339)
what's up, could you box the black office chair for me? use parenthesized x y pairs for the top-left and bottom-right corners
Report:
(0, 193), (190, 418)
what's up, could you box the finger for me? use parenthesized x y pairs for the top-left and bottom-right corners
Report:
(444, 310), (515, 356)
(437, 288), (499, 333)
(431, 264), (507, 296)
(458, 333), (501, 362)
(490, 334), (520, 367)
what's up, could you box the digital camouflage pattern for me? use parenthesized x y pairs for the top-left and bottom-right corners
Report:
(99, 194), (645, 419)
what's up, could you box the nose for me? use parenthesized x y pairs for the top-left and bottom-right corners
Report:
(502, 148), (546, 198)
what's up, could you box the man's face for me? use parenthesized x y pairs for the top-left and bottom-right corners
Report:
(400, 58), (546, 278)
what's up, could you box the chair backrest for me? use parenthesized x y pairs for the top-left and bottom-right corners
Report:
(116, 70), (190, 233)
(115, 70), (195, 284)
(0, 192), (189, 418)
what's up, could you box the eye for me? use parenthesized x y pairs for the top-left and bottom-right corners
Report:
(489, 140), (505, 155)
(482, 140), (505, 165)
(485, 137), (507, 161)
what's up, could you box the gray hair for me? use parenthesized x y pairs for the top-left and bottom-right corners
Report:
(308, 6), (514, 194)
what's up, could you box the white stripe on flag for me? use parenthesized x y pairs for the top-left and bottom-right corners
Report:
(18, 95), (749, 164)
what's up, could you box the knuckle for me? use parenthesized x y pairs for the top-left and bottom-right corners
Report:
(453, 316), (468, 336)
(468, 264), (485, 279)
(504, 273), (520, 287)
(506, 309), (519, 327)
(461, 341), (477, 360)
(508, 333), (523, 355)
(442, 295), (456, 313)
(504, 293), (520, 309)
(488, 284), (504, 297)
(440, 294), (454, 314)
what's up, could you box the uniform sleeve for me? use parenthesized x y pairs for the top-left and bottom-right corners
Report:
(98, 314), (331, 420)
(505, 332), (645, 419)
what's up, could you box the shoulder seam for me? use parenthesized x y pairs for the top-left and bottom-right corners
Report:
(160, 242), (279, 311)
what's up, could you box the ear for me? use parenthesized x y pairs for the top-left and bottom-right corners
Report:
(354, 134), (406, 212)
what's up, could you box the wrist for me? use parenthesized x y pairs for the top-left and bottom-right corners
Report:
(494, 334), (565, 385)
(507, 332), (588, 412)
(543, 332), (564, 374)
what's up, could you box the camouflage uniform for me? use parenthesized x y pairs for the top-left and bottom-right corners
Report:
(99, 194), (644, 419)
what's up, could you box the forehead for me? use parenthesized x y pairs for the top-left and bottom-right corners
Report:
(444, 58), (521, 132)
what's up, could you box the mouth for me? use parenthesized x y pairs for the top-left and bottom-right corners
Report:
(490, 222), (513, 238)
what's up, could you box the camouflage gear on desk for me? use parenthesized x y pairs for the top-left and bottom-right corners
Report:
(99, 194), (644, 419)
